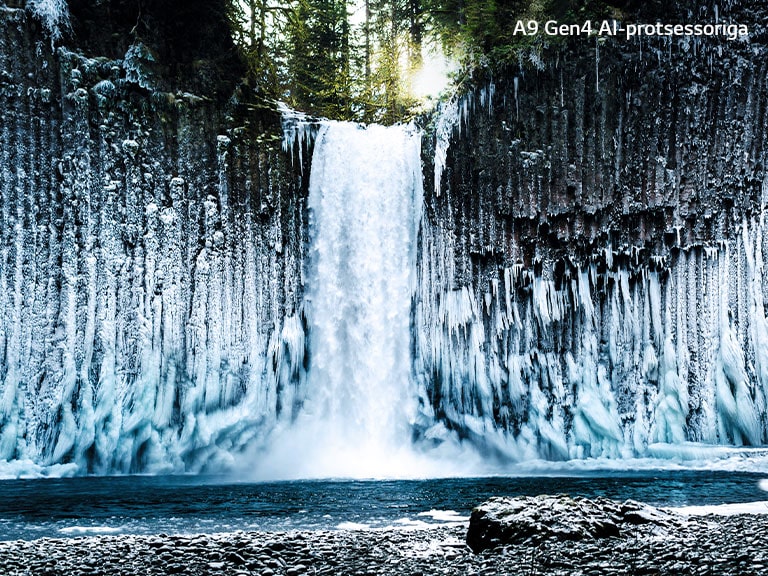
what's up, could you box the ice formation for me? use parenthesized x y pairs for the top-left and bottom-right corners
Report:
(2, 4), (768, 477)
(413, 225), (768, 460)
(412, 67), (768, 464)
(0, 29), (306, 475)
(25, 0), (69, 41)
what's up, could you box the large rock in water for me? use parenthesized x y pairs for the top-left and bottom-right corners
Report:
(466, 495), (684, 553)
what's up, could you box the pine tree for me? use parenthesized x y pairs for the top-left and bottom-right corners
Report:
(287, 0), (353, 118)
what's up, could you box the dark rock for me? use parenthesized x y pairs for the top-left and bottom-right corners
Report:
(226, 551), (247, 565)
(466, 495), (687, 553)
(0, 513), (762, 575)
(467, 495), (619, 552)
(620, 499), (681, 528)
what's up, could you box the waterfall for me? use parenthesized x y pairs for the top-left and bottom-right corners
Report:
(4, 0), (768, 478)
(254, 121), (437, 478)
(306, 122), (421, 445)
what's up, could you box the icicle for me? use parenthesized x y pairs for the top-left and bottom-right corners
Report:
(513, 76), (519, 121)
(488, 81), (495, 116)
(595, 37), (600, 94)
(278, 102), (319, 173)
(433, 96), (462, 197)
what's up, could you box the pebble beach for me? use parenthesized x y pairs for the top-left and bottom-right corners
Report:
(1, 512), (767, 575)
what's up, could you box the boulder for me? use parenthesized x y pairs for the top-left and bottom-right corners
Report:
(466, 495), (684, 553)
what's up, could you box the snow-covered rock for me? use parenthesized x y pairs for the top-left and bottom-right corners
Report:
(466, 495), (686, 552)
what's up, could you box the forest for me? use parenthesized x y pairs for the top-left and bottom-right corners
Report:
(224, 0), (658, 122)
(47, 0), (663, 124)
(22, 0), (680, 124)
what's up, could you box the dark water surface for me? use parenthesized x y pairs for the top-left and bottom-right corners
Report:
(1, 471), (766, 541)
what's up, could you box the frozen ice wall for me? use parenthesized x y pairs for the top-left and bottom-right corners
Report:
(414, 222), (768, 460)
(0, 9), (306, 474)
(414, 27), (768, 461)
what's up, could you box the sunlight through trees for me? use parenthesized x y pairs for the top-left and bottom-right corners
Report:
(225, 0), (631, 122)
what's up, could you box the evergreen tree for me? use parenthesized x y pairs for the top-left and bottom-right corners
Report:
(224, 0), (636, 123)
(287, 0), (353, 118)
(227, 0), (295, 96)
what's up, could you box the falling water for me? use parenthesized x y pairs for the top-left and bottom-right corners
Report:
(254, 121), (456, 479)
(306, 121), (421, 440)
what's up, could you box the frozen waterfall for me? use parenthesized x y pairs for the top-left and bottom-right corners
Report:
(267, 106), (768, 479)
(411, 83), (768, 468)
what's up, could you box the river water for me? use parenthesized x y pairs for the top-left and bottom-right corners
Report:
(2, 471), (767, 541)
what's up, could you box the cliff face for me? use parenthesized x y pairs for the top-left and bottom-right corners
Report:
(4, 0), (768, 476)
(64, 0), (244, 96)
(0, 7), (306, 473)
(415, 18), (768, 459)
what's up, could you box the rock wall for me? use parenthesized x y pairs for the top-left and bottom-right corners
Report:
(0, 6), (306, 474)
(414, 12), (768, 460)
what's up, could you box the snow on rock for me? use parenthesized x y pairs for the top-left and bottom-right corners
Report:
(0, 14), (305, 474)
(466, 495), (687, 552)
(26, 0), (69, 41)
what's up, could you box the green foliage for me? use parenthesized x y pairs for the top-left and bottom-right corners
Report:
(227, 0), (428, 123)
(225, 0), (640, 122)
(226, 0), (292, 94)
(423, 0), (624, 70)
(287, 0), (354, 118)
(355, 0), (423, 123)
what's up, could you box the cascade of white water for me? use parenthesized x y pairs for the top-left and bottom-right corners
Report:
(305, 121), (421, 455)
(252, 120), (459, 478)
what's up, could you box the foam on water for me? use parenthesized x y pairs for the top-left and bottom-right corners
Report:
(671, 502), (768, 516)
(416, 510), (468, 523)
(337, 521), (370, 530)
(58, 526), (123, 535)
(0, 459), (78, 480)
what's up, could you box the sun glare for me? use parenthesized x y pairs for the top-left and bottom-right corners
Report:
(410, 44), (455, 102)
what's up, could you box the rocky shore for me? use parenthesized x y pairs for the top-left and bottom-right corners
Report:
(1, 501), (767, 575)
